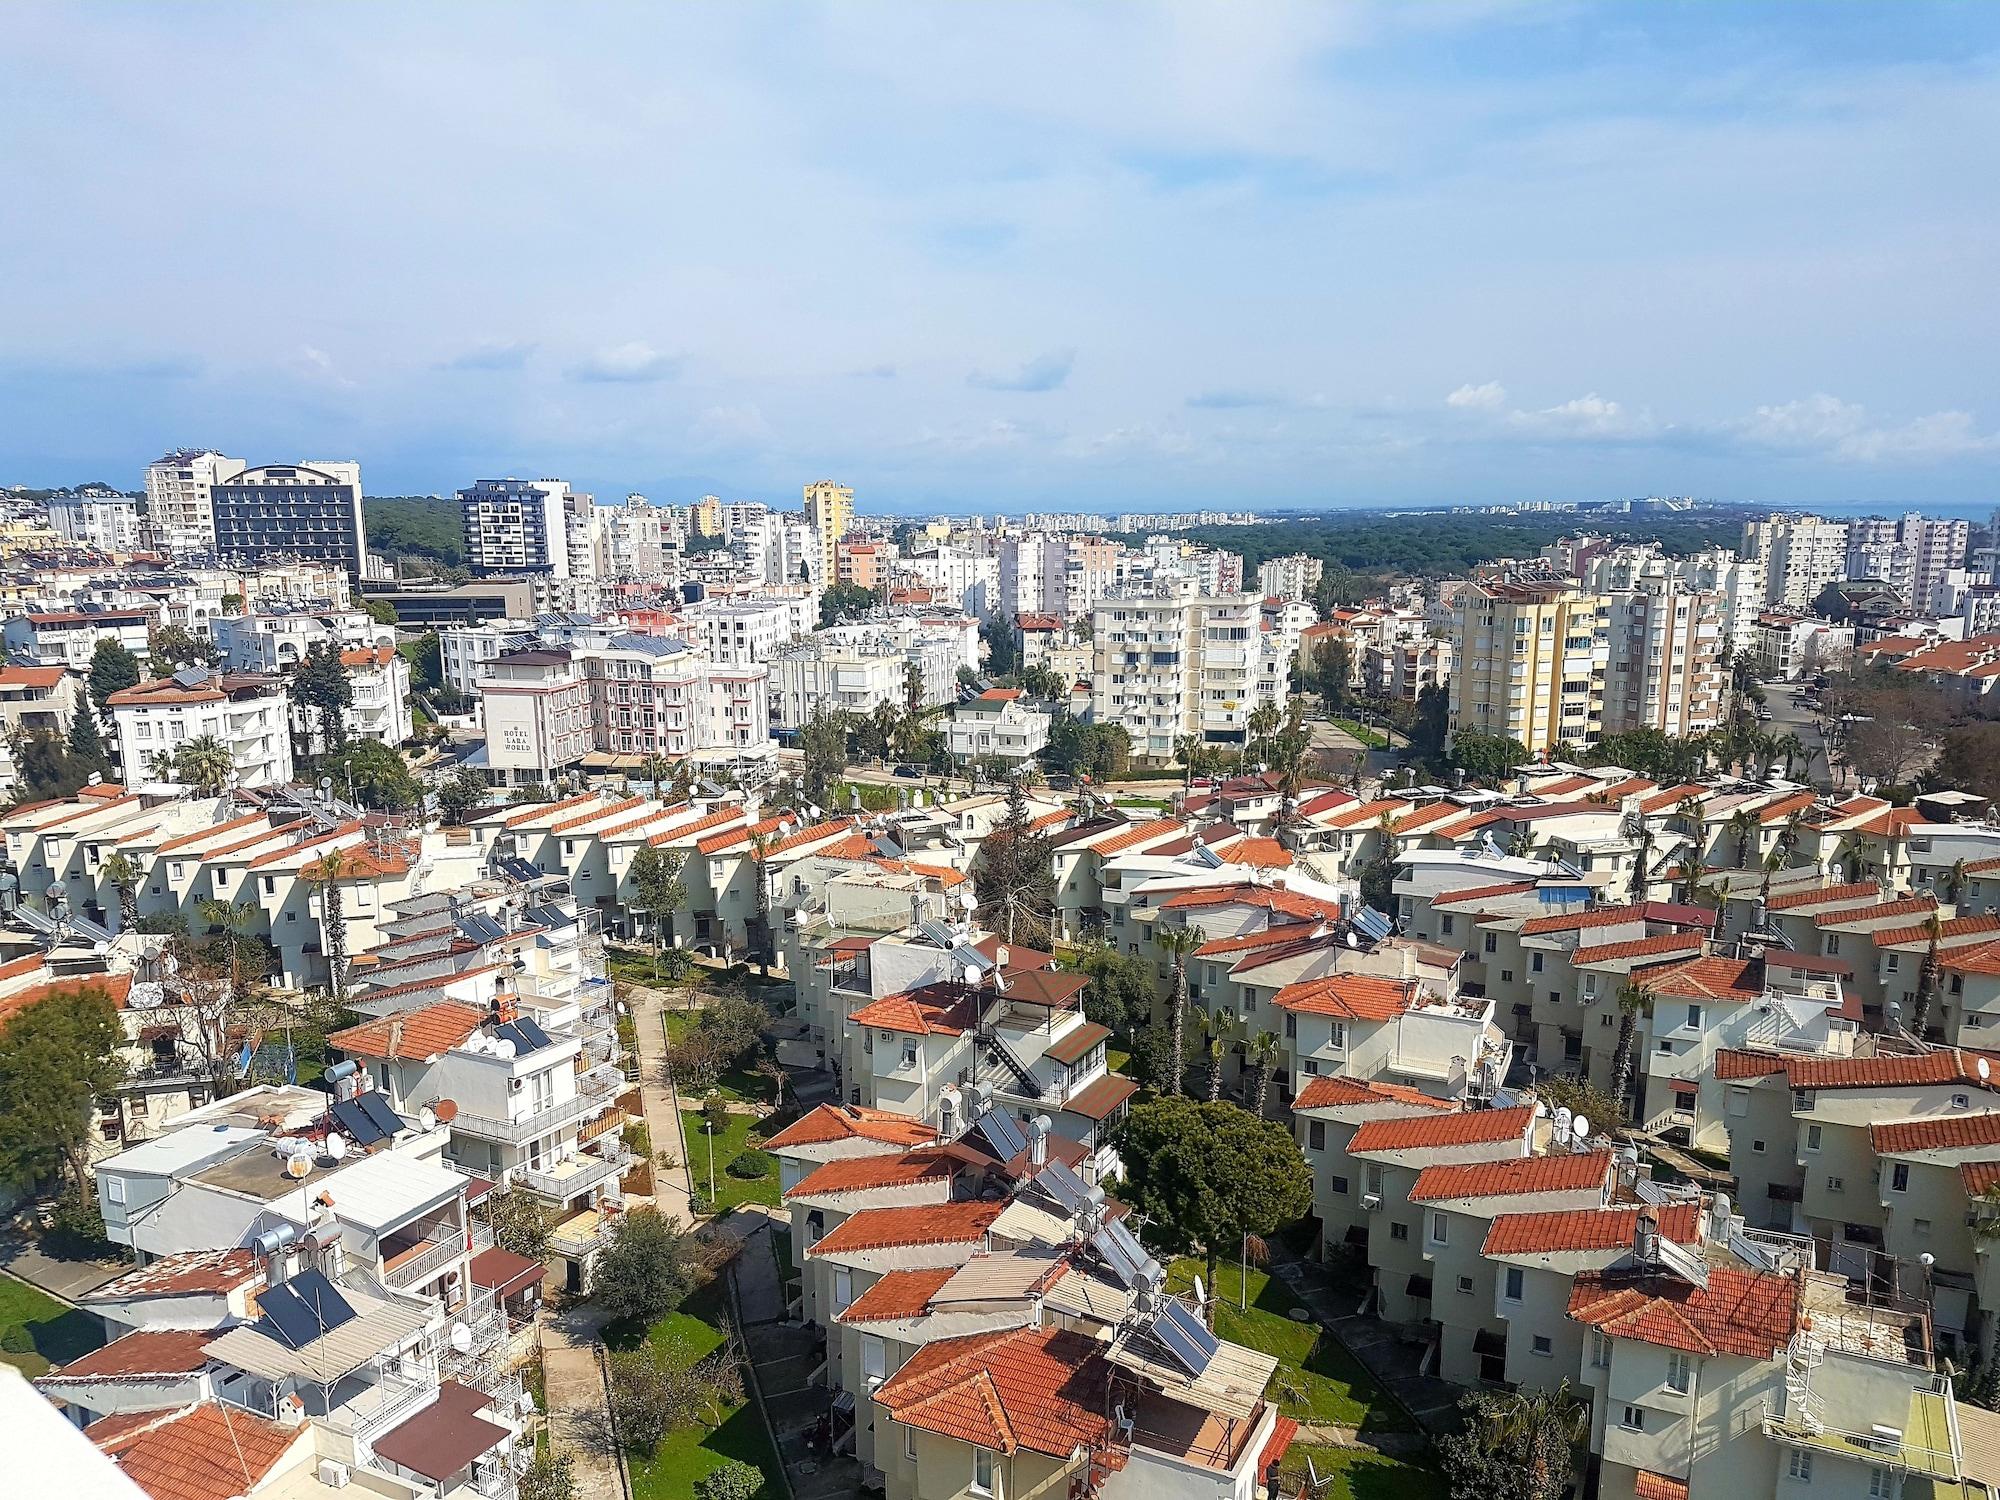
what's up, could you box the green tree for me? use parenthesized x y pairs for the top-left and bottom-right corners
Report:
(320, 740), (423, 812)
(360, 596), (401, 627)
(8, 727), (80, 803)
(518, 1451), (578, 1500)
(607, 1339), (737, 1456)
(980, 614), (1020, 676)
(148, 624), (215, 672)
(798, 702), (851, 806)
(65, 702), (109, 782)
(290, 639), (355, 755)
(198, 896), (271, 1002)
(1911, 911), (1945, 1038)
(398, 631), (443, 693)
(1154, 923), (1205, 1097)
(437, 766), (490, 826)
(485, 1186), (559, 1259)
(1112, 1096), (1313, 1314)
(102, 850), (141, 932)
(173, 734), (235, 795)
(973, 776), (1056, 947)
(818, 582), (880, 626)
(1448, 728), (1529, 787)
(694, 1461), (763, 1500)
(629, 846), (688, 972)
(590, 1206), (701, 1326)
(0, 987), (125, 1195)
(88, 637), (142, 714)
(1535, 1074), (1621, 1136)
(1437, 1383), (1589, 1500)
(1408, 681), (1450, 766)
(1247, 1030), (1282, 1116)
(1077, 946), (1156, 1037)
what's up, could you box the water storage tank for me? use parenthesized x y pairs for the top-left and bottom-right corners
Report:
(680, 581), (706, 604)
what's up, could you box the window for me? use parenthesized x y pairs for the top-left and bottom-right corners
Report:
(1869, 1468), (1893, 1499)
(1621, 1405), (1645, 1432)
(1307, 1122), (1327, 1151)
(1501, 970), (1514, 985)
(1886, 953), (1900, 973)
(832, 1268), (853, 1314)
(1441, 914), (1455, 935)
(1914, 1217), (1933, 1235)
(1788, 1451), (1813, 1482)
(1685, 1004), (1702, 1030)
(1805, 1124), (1823, 1151)
(1532, 1335), (1553, 1356)
(1429, 1212), (1449, 1246)
(1457, 1276), (1475, 1294)
(1827, 1176), (1844, 1192)
(1752, 1139), (1766, 1154)
(972, 1447), (995, 1496)
(904, 1425), (917, 1462)
(1591, 1331), (1612, 1368)
(1390, 1222), (1409, 1242)
(1484, 933), (1498, 954)
(1531, 952), (1543, 973)
(105, 1176), (126, 1205)
(1891, 1162), (1910, 1192)
(1504, 1267), (1524, 1301)
(1666, 1352), (1691, 1393)
(861, 1336), (887, 1390)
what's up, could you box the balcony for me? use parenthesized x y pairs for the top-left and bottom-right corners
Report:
(384, 1232), (466, 1290)
(450, 1090), (604, 1145)
(515, 1143), (630, 1203)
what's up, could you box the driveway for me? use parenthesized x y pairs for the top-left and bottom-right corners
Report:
(623, 989), (695, 1227)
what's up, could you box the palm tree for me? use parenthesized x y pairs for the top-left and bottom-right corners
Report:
(102, 851), (141, 933)
(1832, 831), (1866, 884)
(1911, 912), (1945, 1039)
(1245, 702), (1281, 769)
(1477, 1382), (1590, 1500)
(144, 748), (177, 782)
(1609, 982), (1651, 1121)
(638, 752), (671, 791)
(1942, 857), (1971, 908)
(306, 849), (356, 1002)
(1249, 1030), (1282, 1115)
(1175, 735), (1203, 790)
(174, 735), (234, 796)
(1156, 923), (1205, 1097)
(1668, 859), (1701, 908)
(1726, 807), (1759, 870)
(1774, 732), (1809, 781)
(749, 830), (776, 977)
(1205, 1019), (1227, 1103)
(197, 896), (265, 1004)
(1758, 847), (1787, 905)
(1621, 808), (1654, 904)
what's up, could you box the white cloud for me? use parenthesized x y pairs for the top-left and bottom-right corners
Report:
(1505, 392), (1654, 439)
(568, 342), (680, 384)
(1736, 394), (2000, 463)
(1445, 380), (1507, 411)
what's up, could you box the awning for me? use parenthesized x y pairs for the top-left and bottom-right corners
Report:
(1671, 1081), (1698, 1101)
(1473, 1327), (1508, 1357)
(470, 1246), (546, 1301)
(371, 1380), (510, 1482)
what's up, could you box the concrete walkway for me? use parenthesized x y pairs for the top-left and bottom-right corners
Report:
(624, 988), (696, 1227)
(541, 1302), (626, 1500)
(0, 1233), (126, 1303)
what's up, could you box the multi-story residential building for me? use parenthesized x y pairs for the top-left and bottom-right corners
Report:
(479, 649), (593, 785)
(1089, 585), (1279, 763)
(574, 633), (771, 768)
(1743, 513), (1851, 608)
(1602, 583), (1726, 737)
(946, 688), (1052, 764)
(1365, 635), (1453, 704)
(108, 668), (294, 788)
(687, 597), (804, 667)
(1756, 611), (1856, 679)
(208, 607), (385, 673)
(143, 448), (247, 558)
(837, 539), (888, 591)
(2, 604), (157, 671)
(458, 477), (578, 576)
(1849, 513), (1971, 609)
(1258, 552), (1325, 602)
(1588, 544), (1767, 661)
(209, 460), (370, 579)
(0, 663), (78, 740)
(805, 479), (854, 584)
(47, 492), (149, 552)
(1449, 574), (1610, 752)
(340, 644), (415, 748)
(439, 618), (537, 694)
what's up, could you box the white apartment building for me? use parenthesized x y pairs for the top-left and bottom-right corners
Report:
(341, 645), (415, 748)
(1743, 514), (1851, 608)
(479, 650), (593, 785)
(1756, 613), (1856, 680)
(1848, 513), (1971, 609)
(2, 605), (157, 670)
(895, 546), (1000, 619)
(1089, 585), (1277, 763)
(1588, 544), (1767, 660)
(48, 493), (148, 552)
(1602, 583), (1727, 737)
(108, 669), (294, 788)
(772, 617), (973, 730)
(458, 477), (580, 577)
(946, 689), (1052, 763)
(1258, 552), (1325, 601)
(591, 493), (669, 579)
(688, 598), (804, 667)
(143, 448), (247, 558)
(440, 618), (537, 695)
(209, 608), (386, 673)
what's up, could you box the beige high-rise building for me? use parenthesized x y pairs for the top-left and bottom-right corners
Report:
(692, 494), (724, 537)
(1449, 575), (1609, 753)
(144, 448), (247, 559)
(804, 479), (854, 585)
(1089, 584), (1284, 764)
(1602, 582), (1726, 738)
(1742, 513), (1849, 608)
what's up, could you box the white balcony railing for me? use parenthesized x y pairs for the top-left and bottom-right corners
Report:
(384, 1233), (465, 1290)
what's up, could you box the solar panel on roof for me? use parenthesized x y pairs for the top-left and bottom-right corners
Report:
(1092, 1220), (1160, 1289)
(1157, 1299), (1220, 1372)
(171, 666), (211, 689)
(1352, 908), (1393, 943)
(356, 1091), (404, 1139)
(332, 1096), (389, 1146)
(457, 913), (506, 944)
(255, 1268), (356, 1349)
(975, 1109), (1027, 1160)
(1032, 1159), (1094, 1215)
(497, 1018), (553, 1053)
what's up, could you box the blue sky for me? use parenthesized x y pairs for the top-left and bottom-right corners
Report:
(2, 2), (1997, 514)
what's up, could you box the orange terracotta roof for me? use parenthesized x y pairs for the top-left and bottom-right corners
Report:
(43, 1327), (220, 1381)
(1092, 818), (1185, 857)
(339, 645), (398, 669)
(245, 820), (366, 869)
(94, 1402), (300, 1500)
(646, 807), (743, 847)
(0, 664), (65, 688)
(1062, 1072), (1138, 1121)
(764, 1104), (938, 1151)
(1874, 913), (2000, 948)
(1409, 1151), (1611, 1203)
(1788, 1050), (1996, 1091)
(0, 972), (133, 1026)
(502, 791), (597, 828)
(1630, 954), (1766, 1001)
(1349, 1105), (1534, 1155)
(1432, 880), (1538, 908)
(1870, 1112), (2000, 1155)
(1768, 880), (1881, 912)
(1636, 1472), (1690, 1500)
(1159, 884), (1345, 923)
(874, 1325), (1111, 1459)
(549, 794), (644, 834)
(756, 817), (857, 859)
(1573, 932), (1708, 966)
(697, 812), (788, 855)
(1483, 1203), (1702, 1257)
(811, 1200), (1005, 1255)
(156, 811), (268, 853)
(1212, 836), (1292, 869)
(1194, 922), (1323, 957)
(837, 1265), (959, 1323)
(1945, 940), (2000, 977)
(1520, 905), (1645, 936)
(1714, 1049), (1791, 1081)
(785, 1149), (958, 1200)
(848, 983), (979, 1037)
(1293, 1076), (1454, 1112)
(1640, 783), (1711, 814)
(1815, 894), (1937, 928)
(1568, 1264), (1800, 1358)
(88, 1249), (262, 1301)
(328, 1001), (487, 1061)
(1758, 791), (1817, 824)
(1272, 973), (1418, 1022)
(1962, 1161), (2000, 1197)
(1388, 802), (1462, 834)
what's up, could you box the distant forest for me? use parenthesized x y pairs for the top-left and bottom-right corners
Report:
(363, 496), (463, 569)
(1187, 507), (1754, 584)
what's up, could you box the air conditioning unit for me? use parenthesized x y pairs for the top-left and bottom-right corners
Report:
(317, 1461), (351, 1489)
(1361, 1193), (1383, 1213)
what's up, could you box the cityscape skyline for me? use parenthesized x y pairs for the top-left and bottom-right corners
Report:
(3, 3), (1998, 509)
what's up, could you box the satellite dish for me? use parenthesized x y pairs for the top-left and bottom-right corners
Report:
(325, 1133), (349, 1161)
(1345, 931), (1359, 948)
(962, 964), (980, 986)
(1573, 1116), (1592, 1141)
(1193, 1275), (1208, 1308)
(433, 1099), (459, 1123)
(127, 986), (158, 1011)
(959, 888), (978, 911)
(286, 1153), (312, 1179)
(493, 1039), (516, 1060)
(163, 953), (179, 976)
(450, 1323), (474, 1354)
(419, 1106), (438, 1132)
(1552, 1106), (1572, 1136)
(1982, 1059), (1992, 1083)
(1921, 1252), (1937, 1268)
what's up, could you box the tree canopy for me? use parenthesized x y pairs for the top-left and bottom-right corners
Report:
(88, 638), (142, 713)
(1449, 727), (1530, 786)
(290, 639), (355, 755)
(0, 987), (125, 1194)
(320, 740), (423, 812)
(590, 1207), (703, 1326)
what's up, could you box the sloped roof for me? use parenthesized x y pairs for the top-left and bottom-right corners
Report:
(328, 1001), (486, 1061)
(848, 983), (980, 1037)
(1870, 1112), (2000, 1156)
(874, 1325), (1112, 1458)
(1633, 955), (1766, 1002)
(764, 1103), (938, 1151)
(41, 1328), (220, 1382)
(1567, 1265), (1800, 1358)
(87, 1249), (261, 1301)
(784, 1149), (959, 1200)
(836, 1265), (959, 1323)
(93, 1402), (300, 1500)
(1272, 973), (1418, 1022)
(1408, 1151), (1611, 1203)
(811, 1201), (1006, 1255)
(1293, 1076), (1454, 1112)
(1349, 1105), (1533, 1155)
(1572, 932), (1709, 966)
(1483, 1202), (1702, 1257)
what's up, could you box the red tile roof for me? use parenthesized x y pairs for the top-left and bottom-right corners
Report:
(1873, 913), (2000, 949)
(837, 1265), (958, 1323)
(874, 1326), (1111, 1459)
(1634, 955), (1766, 1002)
(1212, 836), (1293, 869)
(1870, 1112), (2000, 1155)
(1092, 818), (1185, 857)
(329, 1001), (486, 1061)
(1043, 1021), (1112, 1067)
(764, 1104), (938, 1151)
(42, 1328), (220, 1381)
(848, 983), (979, 1037)
(1194, 922), (1325, 957)
(1714, 1049), (1790, 1081)
(1349, 1105), (1534, 1155)
(812, 1200), (1006, 1256)
(1572, 932), (1708, 966)
(1567, 1265), (1800, 1358)
(1962, 1161), (2000, 1197)
(1432, 880), (1537, 908)
(88, 1249), (261, 1301)
(1063, 1072), (1139, 1121)
(1769, 881), (1885, 912)
(784, 1149), (959, 1200)
(1159, 885), (1345, 923)
(1483, 1203), (1703, 1257)
(1409, 1151), (1611, 1203)
(1272, 974), (1418, 1022)
(1815, 895), (1938, 928)
(93, 1402), (301, 1500)
(1788, 1050), (1997, 1091)
(0, 971), (135, 1026)
(1520, 905), (1646, 936)
(1293, 1076), (1455, 1112)
(1636, 1471), (1690, 1500)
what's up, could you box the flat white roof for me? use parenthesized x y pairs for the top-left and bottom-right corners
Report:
(99, 1124), (264, 1178)
(325, 1150), (463, 1231)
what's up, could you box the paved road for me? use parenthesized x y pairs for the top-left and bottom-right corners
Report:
(1761, 682), (1831, 784)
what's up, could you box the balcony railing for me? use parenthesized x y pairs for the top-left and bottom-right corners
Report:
(450, 1091), (604, 1144)
(384, 1233), (465, 1290)
(516, 1145), (630, 1203)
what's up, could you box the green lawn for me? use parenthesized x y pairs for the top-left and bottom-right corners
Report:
(1285, 1444), (1446, 1500)
(1164, 1259), (1409, 1434)
(1330, 718), (1390, 749)
(0, 1271), (104, 1378)
(612, 1279), (784, 1500)
(683, 1110), (781, 1214)
(661, 1010), (774, 1104)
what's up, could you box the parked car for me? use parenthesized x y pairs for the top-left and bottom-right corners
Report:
(892, 763), (922, 778)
